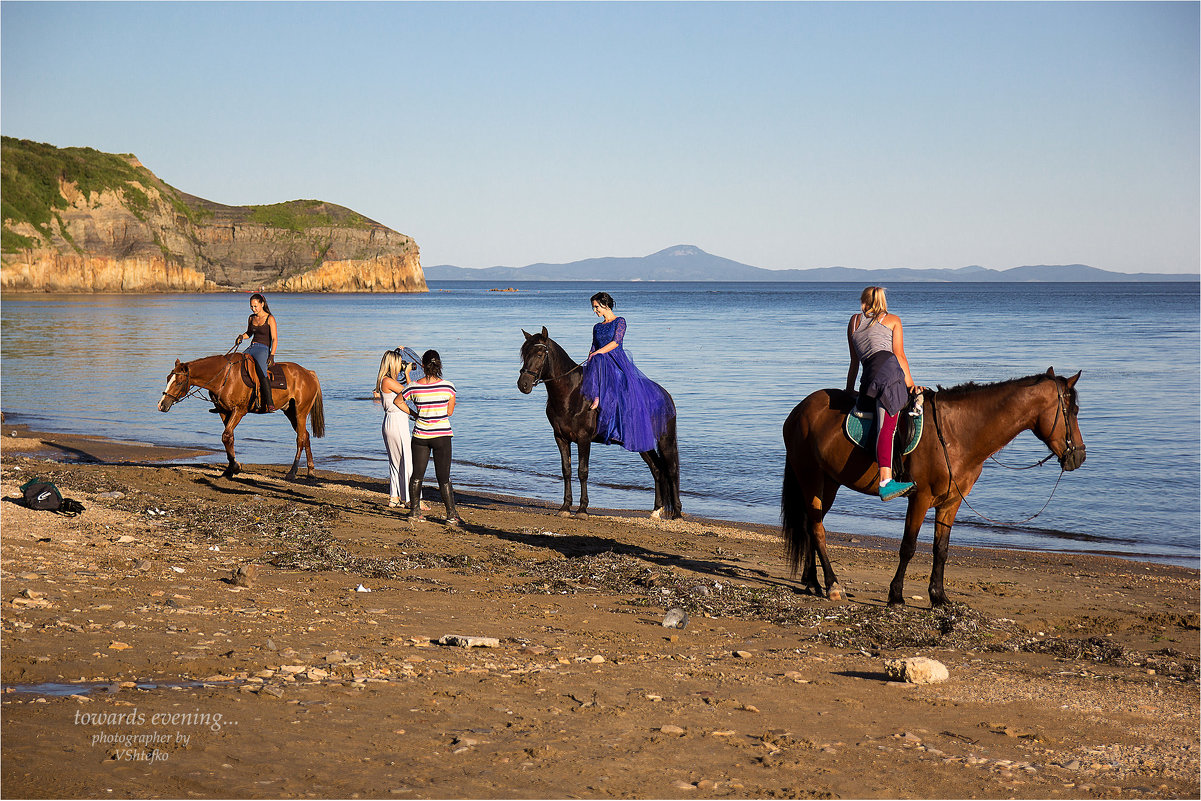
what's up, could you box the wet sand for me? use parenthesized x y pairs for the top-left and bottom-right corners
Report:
(1, 422), (1198, 799)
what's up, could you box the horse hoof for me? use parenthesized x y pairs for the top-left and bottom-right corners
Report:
(827, 583), (845, 602)
(557, 510), (572, 518)
(576, 511), (589, 519)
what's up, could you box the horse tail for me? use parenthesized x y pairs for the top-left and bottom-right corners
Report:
(780, 457), (811, 578)
(310, 373), (326, 439)
(657, 415), (681, 518)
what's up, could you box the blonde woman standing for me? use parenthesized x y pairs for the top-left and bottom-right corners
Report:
(374, 348), (428, 510)
(846, 286), (917, 502)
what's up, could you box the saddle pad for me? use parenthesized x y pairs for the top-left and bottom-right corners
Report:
(240, 358), (288, 391)
(844, 410), (923, 456)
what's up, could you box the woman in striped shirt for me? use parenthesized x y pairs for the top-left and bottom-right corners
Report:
(402, 350), (459, 525)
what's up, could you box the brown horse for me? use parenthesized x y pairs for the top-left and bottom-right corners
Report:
(518, 327), (681, 519)
(781, 368), (1084, 607)
(158, 354), (325, 480)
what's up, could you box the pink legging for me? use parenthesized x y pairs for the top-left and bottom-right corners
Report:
(876, 404), (899, 471)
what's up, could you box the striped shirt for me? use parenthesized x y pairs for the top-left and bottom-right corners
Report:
(403, 379), (456, 439)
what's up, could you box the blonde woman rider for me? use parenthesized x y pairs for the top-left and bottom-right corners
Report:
(846, 286), (917, 501)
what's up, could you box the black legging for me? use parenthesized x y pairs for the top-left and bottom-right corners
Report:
(410, 435), (452, 485)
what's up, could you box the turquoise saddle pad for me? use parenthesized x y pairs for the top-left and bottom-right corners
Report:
(844, 409), (923, 455)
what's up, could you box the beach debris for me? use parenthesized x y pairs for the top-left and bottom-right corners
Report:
(885, 656), (949, 684)
(438, 635), (500, 648)
(658, 725), (686, 736)
(108, 641), (132, 651)
(232, 564), (257, 588)
(733, 650), (753, 659)
(170, 566), (185, 574)
(662, 608), (689, 629)
(115, 535), (136, 544)
(355, 583), (371, 592)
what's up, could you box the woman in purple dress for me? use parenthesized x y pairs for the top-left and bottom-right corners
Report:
(581, 292), (675, 453)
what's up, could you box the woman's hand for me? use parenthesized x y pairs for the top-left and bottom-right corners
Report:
(236, 333), (245, 345)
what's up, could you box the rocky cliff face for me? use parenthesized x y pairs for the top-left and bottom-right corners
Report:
(1, 139), (426, 293)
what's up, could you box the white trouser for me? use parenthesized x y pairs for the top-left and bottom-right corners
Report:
(382, 411), (413, 501)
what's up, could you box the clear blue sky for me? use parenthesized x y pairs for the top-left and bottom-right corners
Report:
(3, 1), (1198, 273)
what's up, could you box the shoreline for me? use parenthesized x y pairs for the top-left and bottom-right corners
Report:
(1, 417), (1198, 798)
(2, 416), (1196, 571)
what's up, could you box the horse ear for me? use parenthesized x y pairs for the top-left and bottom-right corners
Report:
(541, 326), (549, 338)
(1066, 371), (1081, 388)
(522, 329), (532, 340)
(1045, 367), (1055, 378)
(175, 359), (182, 368)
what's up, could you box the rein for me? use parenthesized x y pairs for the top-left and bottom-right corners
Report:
(521, 342), (584, 386)
(929, 379), (1076, 526)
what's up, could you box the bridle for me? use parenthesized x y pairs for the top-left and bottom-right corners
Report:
(930, 377), (1081, 525)
(161, 356), (238, 405)
(520, 342), (582, 386)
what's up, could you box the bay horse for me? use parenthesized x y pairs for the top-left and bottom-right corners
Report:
(782, 368), (1084, 607)
(518, 327), (681, 519)
(158, 353), (325, 480)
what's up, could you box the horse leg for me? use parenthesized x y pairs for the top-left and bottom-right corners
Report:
(282, 401), (310, 481)
(888, 494), (932, 606)
(219, 408), (247, 477)
(555, 436), (573, 516)
(576, 439), (591, 517)
(928, 500), (962, 607)
(810, 482), (844, 601)
(641, 450), (665, 519)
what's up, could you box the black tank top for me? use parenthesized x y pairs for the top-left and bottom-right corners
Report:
(246, 314), (272, 346)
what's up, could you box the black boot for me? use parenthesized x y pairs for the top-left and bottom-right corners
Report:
(408, 477), (424, 522)
(440, 482), (459, 526)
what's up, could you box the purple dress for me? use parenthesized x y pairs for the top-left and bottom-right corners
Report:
(581, 317), (675, 453)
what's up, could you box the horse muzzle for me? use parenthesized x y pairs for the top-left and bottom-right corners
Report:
(158, 395), (174, 412)
(517, 376), (534, 395)
(1060, 445), (1085, 472)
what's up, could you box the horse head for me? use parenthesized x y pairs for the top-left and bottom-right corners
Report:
(158, 359), (190, 412)
(518, 327), (552, 394)
(1037, 368), (1086, 472)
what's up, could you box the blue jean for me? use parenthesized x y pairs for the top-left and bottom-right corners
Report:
(247, 343), (273, 408)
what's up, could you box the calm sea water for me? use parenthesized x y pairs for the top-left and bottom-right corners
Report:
(1, 282), (1197, 567)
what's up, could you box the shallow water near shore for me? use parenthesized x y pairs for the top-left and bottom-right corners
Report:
(1, 281), (1197, 566)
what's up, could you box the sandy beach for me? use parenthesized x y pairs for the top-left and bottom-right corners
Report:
(1, 421), (1197, 799)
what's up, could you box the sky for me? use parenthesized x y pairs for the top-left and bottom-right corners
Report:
(2, 1), (1198, 274)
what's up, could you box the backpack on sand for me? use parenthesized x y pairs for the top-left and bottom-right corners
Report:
(19, 478), (85, 516)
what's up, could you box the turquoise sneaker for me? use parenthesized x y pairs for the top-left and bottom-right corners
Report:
(879, 480), (915, 502)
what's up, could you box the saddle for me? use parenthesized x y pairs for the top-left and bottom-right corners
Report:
(239, 355), (287, 412)
(844, 391), (925, 477)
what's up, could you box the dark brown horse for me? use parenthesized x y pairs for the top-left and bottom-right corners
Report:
(158, 354), (325, 480)
(518, 327), (681, 519)
(782, 368), (1084, 606)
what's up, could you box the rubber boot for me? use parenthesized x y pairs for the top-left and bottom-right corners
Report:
(408, 477), (425, 522)
(440, 482), (459, 526)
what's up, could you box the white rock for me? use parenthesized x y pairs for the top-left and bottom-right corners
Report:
(885, 657), (949, 684)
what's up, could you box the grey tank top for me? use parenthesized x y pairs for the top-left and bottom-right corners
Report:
(851, 314), (893, 359)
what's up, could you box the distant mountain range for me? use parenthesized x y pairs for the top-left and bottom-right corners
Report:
(426, 245), (1197, 283)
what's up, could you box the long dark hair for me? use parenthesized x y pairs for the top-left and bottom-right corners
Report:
(422, 349), (443, 379)
(249, 292), (273, 316)
(590, 291), (615, 311)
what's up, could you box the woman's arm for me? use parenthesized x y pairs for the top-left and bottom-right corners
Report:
(590, 318), (625, 358)
(845, 318), (860, 393)
(267, 315), (278, 361)
(888, 315), (915, 388)
(236, 316), (251, 344)
(446, 389), (456, 418)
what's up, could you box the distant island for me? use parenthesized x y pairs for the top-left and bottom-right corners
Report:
(426, 245), (1197, 283)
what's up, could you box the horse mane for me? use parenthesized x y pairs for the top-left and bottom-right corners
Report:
(934, 373), (1050, 399)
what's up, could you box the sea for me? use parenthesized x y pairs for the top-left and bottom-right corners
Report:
(1, 281), (1197, 568)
